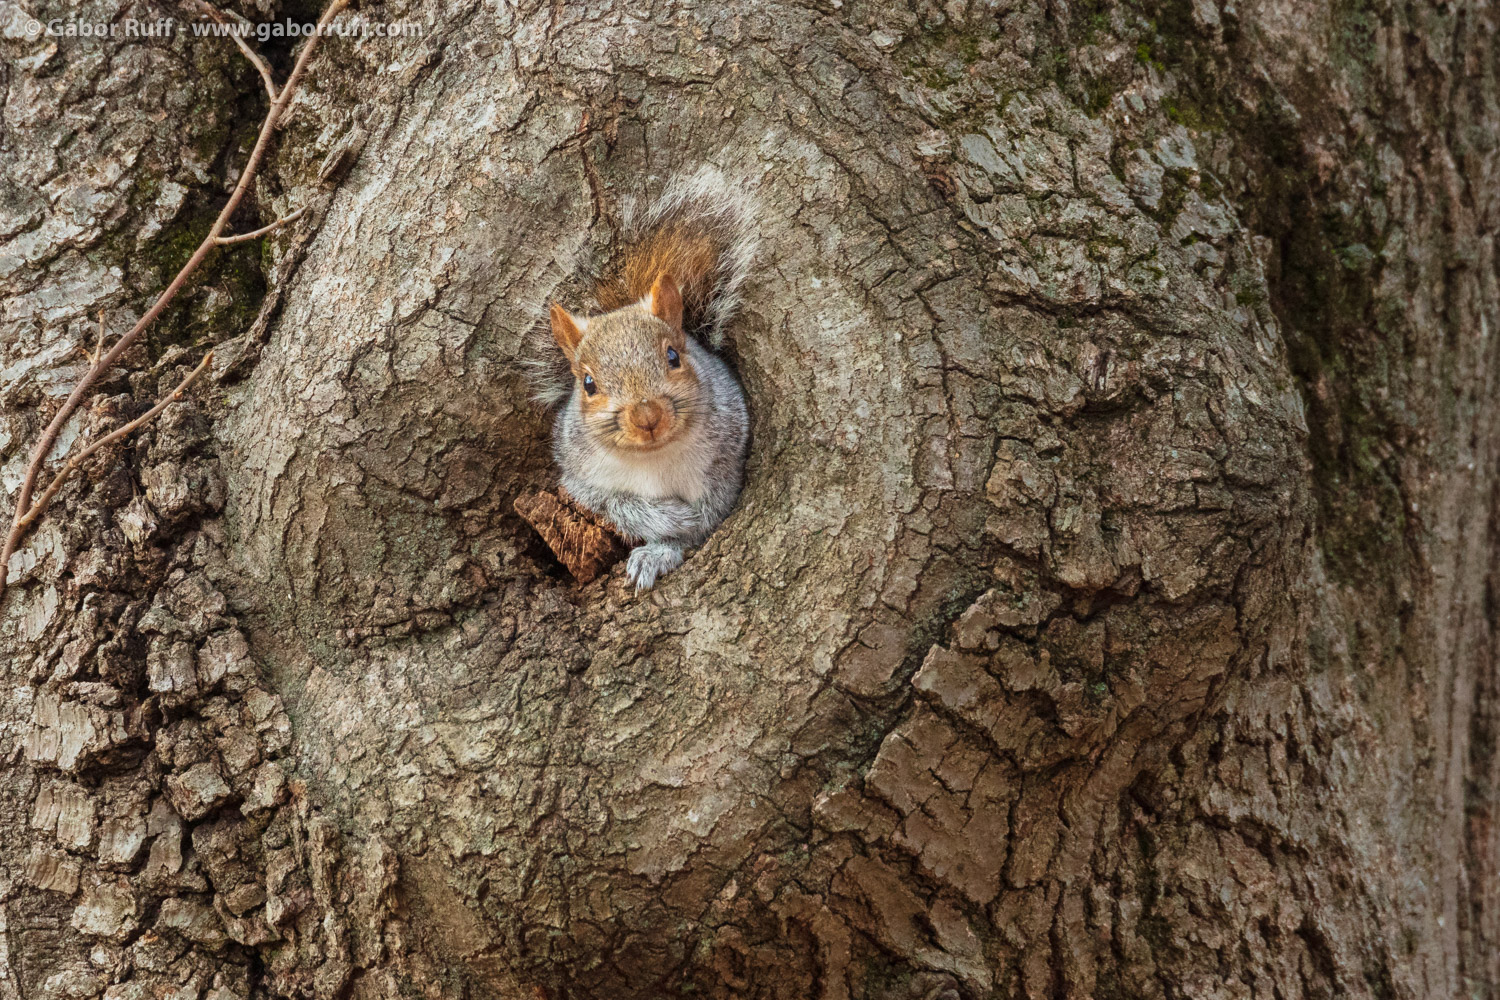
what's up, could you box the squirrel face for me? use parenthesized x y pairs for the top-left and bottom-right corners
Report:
(551, 275), (699, 453)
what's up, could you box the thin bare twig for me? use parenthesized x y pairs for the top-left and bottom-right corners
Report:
(91, 312), (107, 366)
(0, 0), (349, 601)
(74, 312), (109, 366)
(191, 1), (280, 100)
(216, 205), (306, 245)
(231, 33), (280, 101)
(14, 353), (214, 535)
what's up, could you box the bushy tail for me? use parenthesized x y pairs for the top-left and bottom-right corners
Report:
(524, 166), (760, 409)
(596, 165), (760, 348)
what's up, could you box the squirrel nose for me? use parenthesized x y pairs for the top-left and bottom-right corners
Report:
(629, 400), (664, 433)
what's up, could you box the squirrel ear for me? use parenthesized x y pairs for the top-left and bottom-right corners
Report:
(648, 274), (684, 335)
(550, 303), (584, 359)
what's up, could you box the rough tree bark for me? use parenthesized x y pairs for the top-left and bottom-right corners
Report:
(1, 0), (1496, 997)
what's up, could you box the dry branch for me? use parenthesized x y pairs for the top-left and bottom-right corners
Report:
(0, 0), (350, 601)
(14, 353), (214, 536)
(216, 206), (307, 245)
(88, 312), (108, 366)
(230, 33), (280, 101)
(188, 1), (282, 100)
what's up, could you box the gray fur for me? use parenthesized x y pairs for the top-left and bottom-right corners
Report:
(523, 166), (758, 589)
(554, 341), (749, 589)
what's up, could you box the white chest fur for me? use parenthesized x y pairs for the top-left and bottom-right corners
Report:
(581, 427), (714, 503)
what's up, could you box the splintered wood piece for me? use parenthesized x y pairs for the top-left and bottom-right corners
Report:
(513, 488), (628, 584)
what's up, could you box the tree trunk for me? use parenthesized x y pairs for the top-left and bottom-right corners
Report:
(2, 0), (1496, 997)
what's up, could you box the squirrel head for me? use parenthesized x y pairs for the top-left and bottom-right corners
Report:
(550, 274), (699, 453)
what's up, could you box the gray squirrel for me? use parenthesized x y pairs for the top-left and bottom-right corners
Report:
(526, 167), (758, 589)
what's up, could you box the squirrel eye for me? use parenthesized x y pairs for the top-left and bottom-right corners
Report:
(582, 374), (597, 395)
(666, 346), (681, 369)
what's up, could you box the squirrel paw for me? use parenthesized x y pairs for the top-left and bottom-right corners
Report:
(626, 543), (684, 590)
